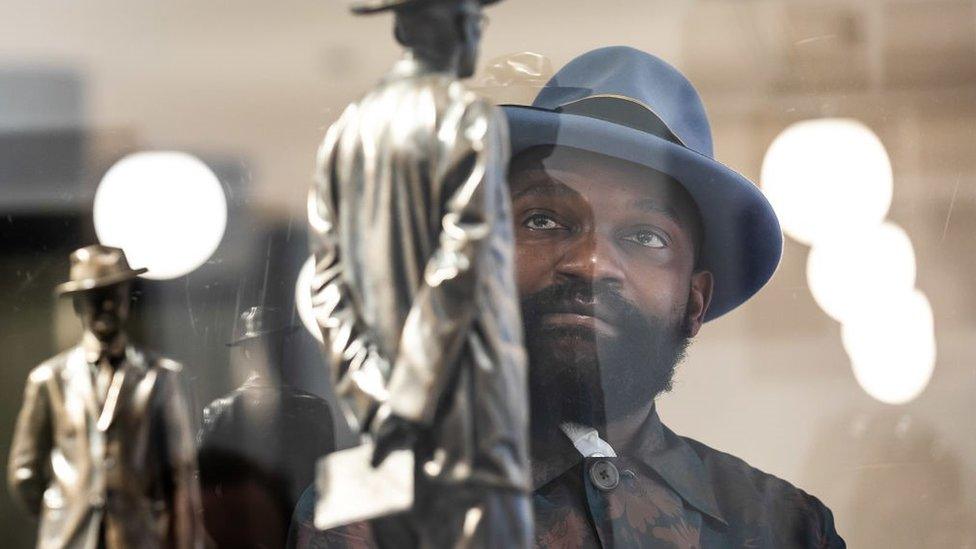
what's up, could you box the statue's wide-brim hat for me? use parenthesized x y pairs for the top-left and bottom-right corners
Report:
(56, 245), (147, 295)
(350, 0), (501, 14)
(227, 306), (300, 347)
(502, 46), (783, 322)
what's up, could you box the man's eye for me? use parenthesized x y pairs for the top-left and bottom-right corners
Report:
(523, 214), (562, 230)
(623, 230), (667, 248)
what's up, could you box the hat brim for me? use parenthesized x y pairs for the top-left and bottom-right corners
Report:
(351, 0), (500, 14)
(55, 268), (148, 296)
(226, 325), (300, 347)
(503, 105), (782, 322)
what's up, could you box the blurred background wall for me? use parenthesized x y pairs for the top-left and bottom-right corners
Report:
(1, 1), (974, 547)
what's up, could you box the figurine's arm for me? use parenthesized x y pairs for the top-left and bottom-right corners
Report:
(7, 365), (54, 516)
(383, 100), (505, 427)
(158, 362), (204, 549)
(309, 105), (391, 433)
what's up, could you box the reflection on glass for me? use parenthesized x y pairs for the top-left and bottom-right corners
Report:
(199, 307), (335, 549)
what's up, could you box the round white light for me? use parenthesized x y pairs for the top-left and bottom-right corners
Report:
(806, 222), (916, 323)
(761, 119), (893, 246)
(94, 152), (227, 280)
(841, 290), (936, 405)
(296, 256), (323, 343)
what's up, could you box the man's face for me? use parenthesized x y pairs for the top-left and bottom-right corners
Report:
(74, 283), (131, 342)
(509, 146), (713, 430)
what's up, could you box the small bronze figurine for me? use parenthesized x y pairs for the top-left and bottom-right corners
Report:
(308, 0), (532, 546)
(7, 245), (203, 549)
(198, 306), (335, 549)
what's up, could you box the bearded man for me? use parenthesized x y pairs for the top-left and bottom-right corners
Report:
(503, 46), (845, 548)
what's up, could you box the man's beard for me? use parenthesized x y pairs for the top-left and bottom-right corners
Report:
(521, 279), (691, 436)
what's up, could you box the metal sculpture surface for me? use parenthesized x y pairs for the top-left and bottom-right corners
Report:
(308, 0), (531, 545)
(7, 245), (203, 549)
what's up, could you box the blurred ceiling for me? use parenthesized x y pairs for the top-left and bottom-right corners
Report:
(2, 0), (974, 341)
(1, 0), (973, 213)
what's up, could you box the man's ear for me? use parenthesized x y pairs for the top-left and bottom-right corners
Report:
(686, 270), (713, 337)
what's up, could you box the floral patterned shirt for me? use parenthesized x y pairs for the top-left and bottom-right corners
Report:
(531, 410), (845, 548)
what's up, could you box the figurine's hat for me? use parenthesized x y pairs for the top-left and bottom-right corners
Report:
(503, 47), (783, 321)
(56, 245), (147, 295)
(227, 306), (299, 347)
(350, 0), (501, 15)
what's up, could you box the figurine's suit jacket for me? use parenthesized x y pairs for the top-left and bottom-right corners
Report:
(309, 64), (530, 493)
(7, 345), (203, 549)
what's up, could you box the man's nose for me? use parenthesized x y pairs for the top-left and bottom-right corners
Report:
(555, 230), (626, 285)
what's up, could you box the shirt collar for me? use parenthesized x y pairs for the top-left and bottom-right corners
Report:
(81, 330), (128, 364)
(631, 408), (728, 526)
(531, 407), (728, 527)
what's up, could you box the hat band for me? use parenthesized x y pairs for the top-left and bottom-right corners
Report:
(556, 95), (687, 149)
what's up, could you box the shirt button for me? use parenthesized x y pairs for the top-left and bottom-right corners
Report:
(589, 460), (619, 491)
(90, 495), (105, 508)
(105, 457), (116, 469)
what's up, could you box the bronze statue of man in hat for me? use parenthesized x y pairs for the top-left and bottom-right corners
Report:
(307, 0), (531, 546)
(7, 245), (203, 549)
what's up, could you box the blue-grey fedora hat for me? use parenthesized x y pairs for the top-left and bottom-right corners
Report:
(502, 46), (782, 321)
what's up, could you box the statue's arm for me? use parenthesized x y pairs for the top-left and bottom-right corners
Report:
(7, 365), (54, 516)
(310, 106), (391, 434)
(383, 100), (503, 427)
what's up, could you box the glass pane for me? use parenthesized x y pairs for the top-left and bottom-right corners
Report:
(1, 2), (973, 548)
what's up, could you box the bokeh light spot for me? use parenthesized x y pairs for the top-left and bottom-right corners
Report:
(761, 119), (893, 246)
(841, 290), (936, 405)
(94, 152), (227, 280)
(806, 222), (916, 323)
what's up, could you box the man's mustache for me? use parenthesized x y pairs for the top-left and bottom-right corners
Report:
(520, 280), (646, 332)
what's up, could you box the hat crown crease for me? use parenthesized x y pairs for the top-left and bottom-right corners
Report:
(556, 95), (688, 150)
(531, 46), (713, 158)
